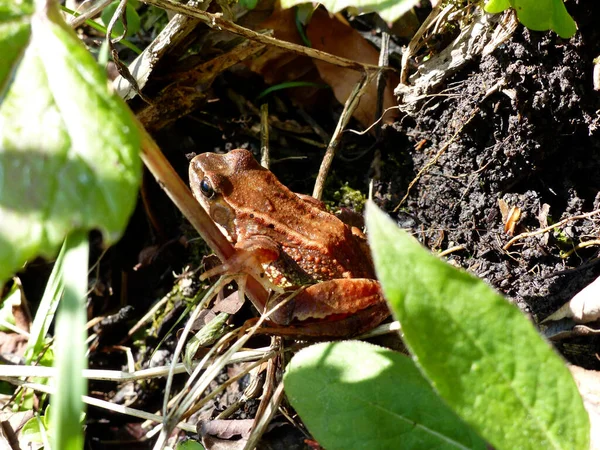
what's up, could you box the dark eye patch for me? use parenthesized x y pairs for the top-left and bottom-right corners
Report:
(200, 177), (215, 198)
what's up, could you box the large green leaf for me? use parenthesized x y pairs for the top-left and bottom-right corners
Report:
(0, 0), (141, 283)
(365, 202), (589, 450)
(285, 341), (487, 450)
(279, 0), (418, 26)
(484, 0), (576, 38)
(0, 0), (33, 100)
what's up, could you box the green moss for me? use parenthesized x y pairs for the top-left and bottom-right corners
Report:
(332, 183), (368, 212)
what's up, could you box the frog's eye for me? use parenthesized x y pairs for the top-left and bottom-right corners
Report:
(200, 177), (215, 198)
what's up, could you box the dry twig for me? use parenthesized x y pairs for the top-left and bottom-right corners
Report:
(260, 103), (270, 169)
(561, 240), (600, 259)
(136, 38), (265, 132)
(68, 0), (113, 28)
(142, 0), (387, 73)
(312, 72), (377, 200)
(503, 209), (600, 250)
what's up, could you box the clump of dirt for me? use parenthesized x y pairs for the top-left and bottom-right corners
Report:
(379, 0), (600, 364)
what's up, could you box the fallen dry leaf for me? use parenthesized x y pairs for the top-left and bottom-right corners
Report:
(252, 7), (399, 128)
(498, 198), (522, 236)
(0, 332), (28, 358)
(198, 419), (254, 450)
(213, 291), (245, 315)
(250, 8), (323, 104)
(306, 9), (399, 128)
(199, 419), (254, 439)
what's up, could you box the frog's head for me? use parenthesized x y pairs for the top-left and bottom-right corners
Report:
(189, 149), (263, 241)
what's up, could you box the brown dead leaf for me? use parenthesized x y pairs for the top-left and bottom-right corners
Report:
(306, 9), (399, 128)
(199, 419), (254, 439)
(192, 309), (218, 331)
(200, 436), (246, 450)
(498, 199), (522, 236)
(253, 7), (399, 128)
(213, 291), (245, 315)
(0, 332), (28, 358)
(250, 8), (323, 104)
(199, 419), (254, 450)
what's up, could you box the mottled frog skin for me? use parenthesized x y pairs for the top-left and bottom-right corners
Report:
(189, 149), (388, 337)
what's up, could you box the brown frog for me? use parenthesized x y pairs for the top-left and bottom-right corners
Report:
(189, 149), (388, 337)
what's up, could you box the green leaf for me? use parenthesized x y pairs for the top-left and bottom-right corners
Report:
(24, 240), (65, 364)
(365, 201), (590, 450)
(20, 415), (47, 445)
(52, 230), (88, 450)
(183, 312), (229, 372)
(284, 341), (487, 450)
(0, 282), (19, 330)
(483, 0), (510, 14)
(176, 440), (205, 450)
(100, 1), (141, 37)
(483, 0), (576, 38)
(239, 0), (258, 10)
(0, 0), (33, 100)
(0, 0), (141, 285)
(279, 0), (418, 25)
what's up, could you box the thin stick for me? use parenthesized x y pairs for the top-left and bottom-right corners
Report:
(0, 349), (270, 381)
(355, 320), (402, 339)
(260, 103), (270, 169)
(312, 73), (376, 200)
(297, 109), (329, 143)
(137, 38), (265, 131)
(252, 337), (280, 422)
(186, 353), (275, 421)
(503, 209), (600, 250)
(1, 377), (197, 433)
(438, 245), (466, 257)
(68, 0), (113, 28)
(375, 19), (390, 132)
(142, 0), (387, 74)
(561, 240), (600, 259)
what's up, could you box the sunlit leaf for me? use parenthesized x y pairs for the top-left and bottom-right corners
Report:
(280, 0), (418, 25)
(484, 0), (576, 38)
(0, 0), (141, 284)
(285, 341), (487, 450)
(0, 0), (33, 100)
(366, 201), (589, 450)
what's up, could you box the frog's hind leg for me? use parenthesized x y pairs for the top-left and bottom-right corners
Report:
(264, 278), (388, 334)
(288, 279), (383, 322)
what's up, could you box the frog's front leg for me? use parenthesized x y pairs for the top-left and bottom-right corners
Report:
(266, 279), (389, 336)
(201, 236), (284, 294)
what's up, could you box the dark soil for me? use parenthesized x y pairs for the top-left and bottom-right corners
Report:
(377, 0), (600, 368)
